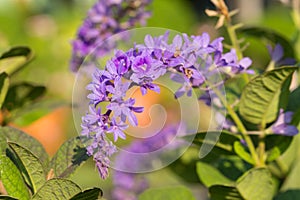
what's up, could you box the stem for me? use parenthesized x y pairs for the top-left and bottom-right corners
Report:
(225, 22), (249, 83)
(258, 134), (266, 165)
(227, 105), (261, 166)
(224, 24), (255, 149)
(226, 24), (243, 60)
(211, 86), (261, 166)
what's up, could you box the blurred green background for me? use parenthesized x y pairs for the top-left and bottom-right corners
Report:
(0, 0), (297, 199)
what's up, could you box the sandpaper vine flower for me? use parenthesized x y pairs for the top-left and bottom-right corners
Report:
(82, 31), (253, 179)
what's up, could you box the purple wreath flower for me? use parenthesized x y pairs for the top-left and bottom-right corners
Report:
(80, 31), (255, 179)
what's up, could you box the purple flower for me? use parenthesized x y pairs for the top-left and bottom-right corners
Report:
(86, 81), (108, 105)
(170, 65), (205, 98)
(139, 82), (160, 95)
(215, 112), (237, 133)
(95, 161), (109, 180)
(84, 106), (104, 125)
(221, 49), (253, 74)
(86, 69), (113, 105)
(182, 33), (216, 58)
(131, 51), (154, 75)
(269, 44), (284, 63)
(106, 78), (130, 101)
(267, 43), (295, 66)
(271, 109), (298, 136)
(70, 0), (152, 72)
(111, 50), (131, 75)
(199, 89), (220, 107)
(170, 73), (192, 98)
(81, 106), (109, 138)
(107, 98), (144, 126)
(130, 50), (165, 82)
(130, 50), (164, 95)
(107, 118), (128, 141)
(165, 34), (183, 55)
(142, 31), (169, 50)
(88, 134), (117, 179)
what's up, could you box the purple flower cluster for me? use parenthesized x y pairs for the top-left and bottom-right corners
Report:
(70, 0), (152, 72)
(81, 31), (253, 179)
(112, 125), (179, 200)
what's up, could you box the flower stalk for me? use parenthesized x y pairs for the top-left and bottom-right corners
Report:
(206, 0), (249, 83)
(210, 85), (261, 166)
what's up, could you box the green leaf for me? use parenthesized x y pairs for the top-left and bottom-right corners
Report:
(70, 188), (103, 200)
(274, 190), (300, 200)
(239, 66), (297, 127)
(247, 134), (293, 163)
(287, 86), (300, 111)
(49, 136), (90, 178)
(278, 132), (300, 191)
(225, 76), (247, 107)
(216, 156), (251, 181)
(233, 141), (254, 164)
(8, 142), (46, 193)
(281, 154), (300, 190)
(138, 186), (196, 200)
(196, 162), (233, 187)
(0, 46), (33, 75)
(11, 100), (68, 126)
(3, 82), (46, 111)
(0, 47), (31, 60)
(209, 185), (244, 200)
(0, 196), (18, 200)
(291, 108), (300, 126)
(240, 27), (295, 58)
(0, 156), (30, 200)
(0, 72), (9, 109)
(0, 134), (6, 155)
(236, 168), (274, 200)
(287, 86), (300, 126)
(169, 148), (200, 183)
(31, 178), (81, 200)
(265, 135), (293, 162)
(185, 131), (240, 157)
(0, 126), (48, 166)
